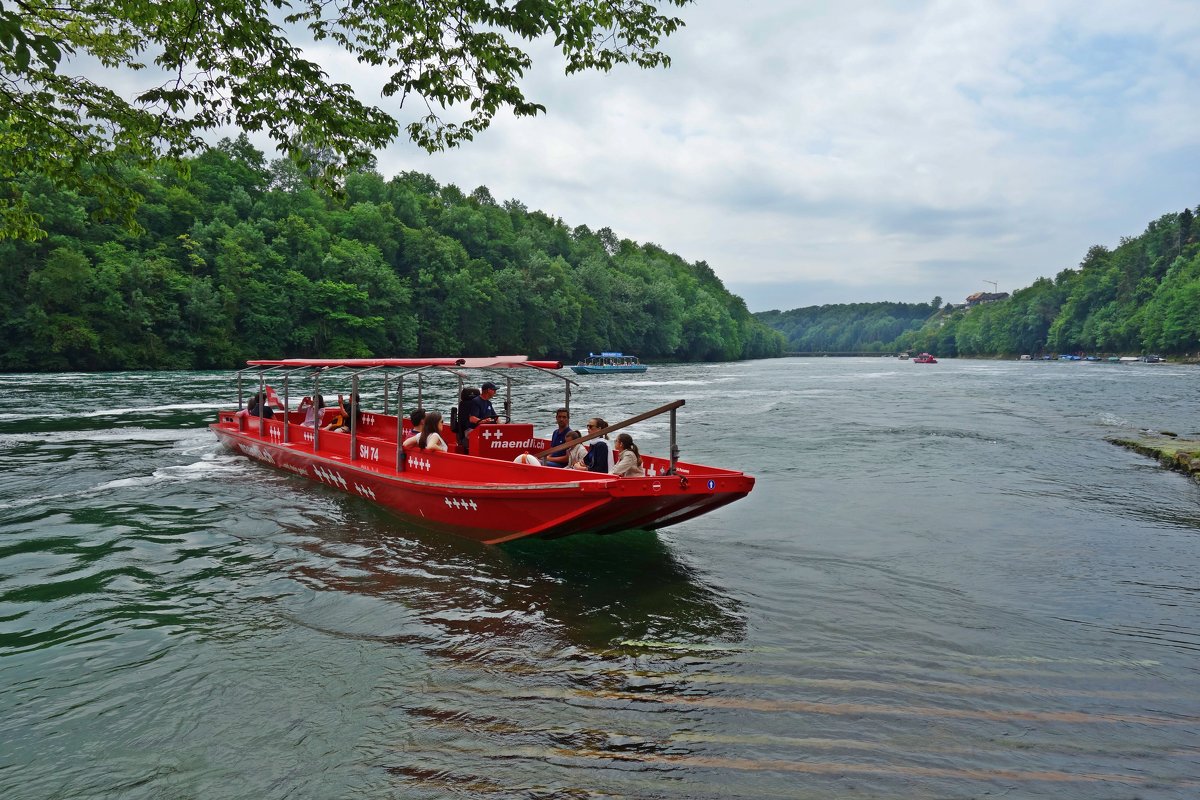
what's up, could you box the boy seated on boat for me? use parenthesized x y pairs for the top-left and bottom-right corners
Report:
(403, 411), (449, 452)
(321, 393), (360, 433)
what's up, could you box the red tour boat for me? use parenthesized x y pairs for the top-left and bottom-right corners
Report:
(210, 356), (755, 544)
(913, 353), (938, 364)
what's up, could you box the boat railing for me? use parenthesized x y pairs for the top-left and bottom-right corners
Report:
(380, 364), (573, 471)
(231, 358), (610, 472)
(531, 399), (685, 475)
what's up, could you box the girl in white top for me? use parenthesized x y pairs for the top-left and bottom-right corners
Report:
(298, 394), (324, 427)
(611, 433), (643, 477)
(565, 429), (588, 468)
(403, 410), (449, 452)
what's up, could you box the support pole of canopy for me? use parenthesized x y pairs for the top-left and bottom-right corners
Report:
(347, 366), (383, 462)
(258, 371), (266, 438)
(237, 365), (284, 438)
(234, 369), (246, 432)
(312, 370), (324, 454)
(382, 371), (389, 415)
(521, 364), (578, 417)
(393, 364), (441, 471)
(396, 375), (404, 471)
(274, 364), (307, 441)
(668, 407), (679, 475)
(350, 373), (359, 460)
(282, 375), (289, 442)
(278, 366), (307, 444)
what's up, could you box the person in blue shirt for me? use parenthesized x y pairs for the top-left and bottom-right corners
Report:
(542, 407), (574, 467)
(460, 382), (499, 453)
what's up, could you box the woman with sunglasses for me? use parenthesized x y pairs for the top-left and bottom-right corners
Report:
(572, 417), (610, 473)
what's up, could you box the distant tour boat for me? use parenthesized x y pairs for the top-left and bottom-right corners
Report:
(913, 353), (938, 364)
(570, 352), (648, 374)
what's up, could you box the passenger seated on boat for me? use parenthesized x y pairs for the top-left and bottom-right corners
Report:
(565, 429), (588, 468)
(460, 383), (499, 453)
(405, 408), (426, 439)
(571, 417), (610, 473)
(403, 411), (448, 452)
(612, 433), (642, 477)
(298, 394), (324, 427)
(243, 391), (274, 419)
(542, 408), (574, 467)
(321, 393), (360, 433)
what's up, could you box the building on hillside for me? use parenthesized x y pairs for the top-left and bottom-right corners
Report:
(965, 291), (1009, 307)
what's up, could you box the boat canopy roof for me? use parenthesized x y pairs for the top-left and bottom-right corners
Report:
(245, 356), (562, 370)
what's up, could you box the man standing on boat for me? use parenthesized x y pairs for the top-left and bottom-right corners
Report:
(542, 408), (574, 467)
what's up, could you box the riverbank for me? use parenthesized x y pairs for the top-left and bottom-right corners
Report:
(1109, 433), (1200, 482)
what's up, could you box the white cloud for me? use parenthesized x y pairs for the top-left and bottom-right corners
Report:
(95, 0), (1196, 312)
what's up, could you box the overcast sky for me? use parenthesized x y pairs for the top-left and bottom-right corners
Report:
(270, 2), (1200, 310)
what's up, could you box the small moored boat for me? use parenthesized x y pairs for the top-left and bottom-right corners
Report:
(570, 352), (647, 374)
(210, 356), (753, 544)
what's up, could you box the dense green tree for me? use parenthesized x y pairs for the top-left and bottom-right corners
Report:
(0, 139), (783, 370)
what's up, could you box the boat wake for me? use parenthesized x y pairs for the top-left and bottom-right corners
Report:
(0, 452), (251, 511)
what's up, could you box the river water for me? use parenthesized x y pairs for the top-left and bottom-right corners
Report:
(1, 359), (1198, 799)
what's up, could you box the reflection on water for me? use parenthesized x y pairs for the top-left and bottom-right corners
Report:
(2, 364), (1200, 799)
(286, 508), (744, 655)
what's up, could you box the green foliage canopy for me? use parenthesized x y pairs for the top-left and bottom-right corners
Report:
(0, 0), (687, 240)
(0, 136), (784, 369)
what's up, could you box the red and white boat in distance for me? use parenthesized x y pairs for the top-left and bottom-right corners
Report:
(211, 356), (755, 545)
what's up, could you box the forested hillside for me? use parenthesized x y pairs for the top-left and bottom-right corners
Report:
(0, 136), (783, 372)
(900, 207), (1198, 357)
(754, 300), (943, 353)
(758, 206), (1198, 357)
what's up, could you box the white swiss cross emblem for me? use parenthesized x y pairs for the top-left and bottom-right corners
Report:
(481, 428), (504, 440)
(443, 497), (479, 511)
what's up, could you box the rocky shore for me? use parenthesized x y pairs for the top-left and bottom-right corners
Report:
(1109, 432), (1200, 482)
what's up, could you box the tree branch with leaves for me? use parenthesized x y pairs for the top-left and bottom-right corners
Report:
(0, 0), (688, 240)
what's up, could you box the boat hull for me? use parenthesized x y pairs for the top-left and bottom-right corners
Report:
(211, 420), (752, 545)
(568, 365), (648, 374)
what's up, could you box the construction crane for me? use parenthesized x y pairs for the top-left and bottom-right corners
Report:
(982, 280), (998, 293)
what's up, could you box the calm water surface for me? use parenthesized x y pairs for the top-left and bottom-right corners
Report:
(1, 359), (1198, 799)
